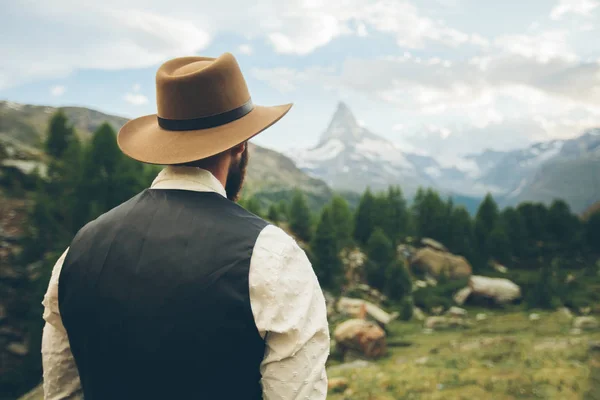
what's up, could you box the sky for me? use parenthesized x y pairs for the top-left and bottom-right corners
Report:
(1, 0), (599, 162)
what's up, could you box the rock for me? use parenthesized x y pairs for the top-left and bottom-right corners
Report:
(425, 275), (438, 287)
(559, 307), (574, 320)
(397, 244), (416, 260)
(327, 360), (373, 373)
(0, 326), (23, 340)
(580, 307), (592, 315)
(328, 377), (349, 393)
(414, 280), (428, 289)
(337, 297), (397, 326)
(420, 238), (448, 252)
(344, 284), (388, 305)
(334, 319), (387, 359)
(529, 313), (541, 321)
(453, 287), (472, 305)
(413, 307), (426, 321)
(573, 316), (599, 331)
(431, 306), (444, 316)
(476, 313), (488, 321)
(415, 356), (429, 365)
(410, 247), (472, 279)
(468, 275), (521, 304)
(446, 306), (468, 318)
(490, 260), (508, 274)
(340, 248), (367, 285)
(424, 316), (472, 330)
(7, 342), (29, 356)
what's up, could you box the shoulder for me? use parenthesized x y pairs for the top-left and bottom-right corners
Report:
(255, 224), (307, 260)
(251, 224), (315, 291)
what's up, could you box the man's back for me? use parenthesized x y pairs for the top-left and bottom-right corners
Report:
(59, 189), (268, 399)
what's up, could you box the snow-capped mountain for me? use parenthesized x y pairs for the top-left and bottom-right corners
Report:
(289, 102), (600, 212)
(290, 102), (436, 194)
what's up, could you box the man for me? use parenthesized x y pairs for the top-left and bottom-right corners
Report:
(41, 53), (330, 400)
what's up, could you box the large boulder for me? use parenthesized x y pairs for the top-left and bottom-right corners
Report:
(334, 319), (387, 359)
(574, 316), (599, 331)
(410, 247), (472, 279)
(420, 238), (448, 252)
(337, 297), (398, 326)
(465, 275), (521, 304)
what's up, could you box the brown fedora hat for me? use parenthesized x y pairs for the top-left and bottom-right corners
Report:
(117, 52), (292, 165)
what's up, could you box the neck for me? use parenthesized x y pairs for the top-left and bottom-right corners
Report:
(203, 165), (228, 188)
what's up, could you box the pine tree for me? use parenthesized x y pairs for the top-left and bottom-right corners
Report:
(45, 110), (76, 159)
(487, 223), (511, 264)
(411, 188), (446, 241)
(447, 206), (475, 262)
(267, 203), (280, 222)
(289, 190), (313, 242)
(547, 199), (582, 256)
(502, 207), (528, 260)
(81, 123), (144, 221)
(517, 202), (549, 257)
(329, 195), (353, 248)
(385, 259), (412, 302)
(474, 193), (500, 264)
(382, 186), (409, 244)
(585, 211), (600, 255)
(365, 228), (395, 290)
(245, 197), (263, 217)
(354, 188), (376, 245)
(311, 206), (342, 289)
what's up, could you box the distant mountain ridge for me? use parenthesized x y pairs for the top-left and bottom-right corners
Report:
(290, 102), (600, 213)
(0, 100), (332, 207)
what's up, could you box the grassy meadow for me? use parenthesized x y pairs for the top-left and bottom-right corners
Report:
(326, 310), (599, 400)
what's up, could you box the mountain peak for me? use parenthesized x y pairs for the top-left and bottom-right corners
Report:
(319, 101), (368, 144)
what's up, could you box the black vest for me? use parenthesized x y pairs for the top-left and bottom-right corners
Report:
(59, 189), (269, 400)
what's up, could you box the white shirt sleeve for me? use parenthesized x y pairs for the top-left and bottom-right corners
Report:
(41, 248), (83, 400)
(249, 225), (330, 400)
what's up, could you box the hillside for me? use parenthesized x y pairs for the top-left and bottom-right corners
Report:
(0, 100), (332, 207)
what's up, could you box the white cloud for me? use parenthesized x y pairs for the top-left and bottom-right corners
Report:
(252, 66), (334, 93)
(50, 85), (66, 96)
(494, 31), (577, 63)
(550, 0), (599, 20)
(124, 84), (148, 105)
(0, 0), (487, 88)
(357, 23), (368, 37)
(238, 44), (253, 55)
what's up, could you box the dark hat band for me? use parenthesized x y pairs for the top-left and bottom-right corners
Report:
(157, 99), (254, 131)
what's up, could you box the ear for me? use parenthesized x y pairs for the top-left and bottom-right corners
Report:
(231, 141), (246, 157)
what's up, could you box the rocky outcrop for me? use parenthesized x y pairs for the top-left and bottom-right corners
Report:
(410, 247), (472, 279)
(337, 297), (398, 326)
(334, 319), (387, 359)
(574, 316), (599, 331)
(455, 275), (521, 305)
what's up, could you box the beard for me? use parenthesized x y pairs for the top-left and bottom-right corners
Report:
(225, 146), (249, 202)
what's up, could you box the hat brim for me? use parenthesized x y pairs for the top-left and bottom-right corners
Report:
(117, 103), (292, 165)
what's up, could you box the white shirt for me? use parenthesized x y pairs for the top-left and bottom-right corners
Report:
(41, 166), (330, 400)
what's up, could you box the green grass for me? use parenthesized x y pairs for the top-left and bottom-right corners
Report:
(327, 311), (600, 399)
